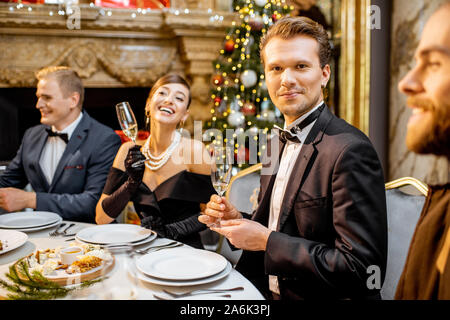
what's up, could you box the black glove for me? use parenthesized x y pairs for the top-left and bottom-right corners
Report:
(124, 145), (146, 189)
(101, 145), (145, 219)
(142, 214), (206, 240)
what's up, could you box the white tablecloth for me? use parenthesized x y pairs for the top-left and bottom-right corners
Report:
(0, 221), (265, 300)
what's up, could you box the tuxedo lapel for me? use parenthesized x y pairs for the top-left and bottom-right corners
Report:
(49, 113), (90, 191)
(31, 128), (51, 191)
(276, 106), (334, 231)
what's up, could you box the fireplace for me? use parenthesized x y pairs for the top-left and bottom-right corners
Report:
(0, 2), (236, 161)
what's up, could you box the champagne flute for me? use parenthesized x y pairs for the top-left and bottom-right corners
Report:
(210, 145), (233, 228)
(116, 102), (138, 144)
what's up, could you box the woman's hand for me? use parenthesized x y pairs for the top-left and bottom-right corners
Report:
(124, 145), (146, 185)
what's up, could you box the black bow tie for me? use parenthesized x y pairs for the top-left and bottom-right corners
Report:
(45, 128), (69, 144)
(277, 103), (324, 144)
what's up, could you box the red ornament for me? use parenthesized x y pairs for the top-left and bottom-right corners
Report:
(224, 39), (235, 53)
(242, 102), (256, 116)
(272, 14), (278, 22)
(212, 74), (224, 86)
(214, 97), (222, 104)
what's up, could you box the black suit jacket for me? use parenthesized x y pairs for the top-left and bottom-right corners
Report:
(0, 112), (121, 223)
(236, 106), (388, 300)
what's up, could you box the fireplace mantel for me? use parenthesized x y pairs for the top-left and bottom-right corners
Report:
(0, 2), (235, 122)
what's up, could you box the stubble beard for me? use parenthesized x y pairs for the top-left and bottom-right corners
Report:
(406, 97), (450, 159)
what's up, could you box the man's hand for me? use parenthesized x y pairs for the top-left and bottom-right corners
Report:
(210, 219), (272, 251)
(198, 194), (242, 226)
(0, 187), (36, 212)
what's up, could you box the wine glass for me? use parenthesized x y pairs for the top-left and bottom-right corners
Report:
(116, 102), (138, 143)
(210, 145), (233, 228)
(97, 244), (139, 300)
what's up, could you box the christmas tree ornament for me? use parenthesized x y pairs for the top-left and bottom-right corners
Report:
(248, 14), (264, 31)
(212, 74), (224, 86)
(249, 126), (259, 136)
(240, 69), (258, 88)
(254, 0), (267, 7)
(227, 111), (245, 127)
(224, 39), (235, 52)
(260, 100), (270, 110)
(214, 96), (222, 104)
(242, 101), (256, 116)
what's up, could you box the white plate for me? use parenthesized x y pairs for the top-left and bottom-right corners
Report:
(137, 247), (228, 281)
(0, 211), (61, 229)
(135, 261), (232, 287)
(0, 229), (28, 255)
(74, 231), (157, 247)
(76, 224), (155, 245)
(14, 217), (63, 232)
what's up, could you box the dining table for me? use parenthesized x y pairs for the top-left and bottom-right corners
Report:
(0, 220), (266, 301)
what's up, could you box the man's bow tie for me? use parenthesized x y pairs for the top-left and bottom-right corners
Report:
(276, 103), (325, 144)
(45, 128), (69, 144)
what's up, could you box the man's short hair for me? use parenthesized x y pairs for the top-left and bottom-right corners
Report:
(35, 66), (84, 109)
(260, 16), (332, 68)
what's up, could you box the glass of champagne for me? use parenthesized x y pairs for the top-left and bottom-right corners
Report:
(210, 145), (233, 228)
(115, 102), (138, 143)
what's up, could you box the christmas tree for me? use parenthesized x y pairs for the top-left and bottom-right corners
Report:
(204, 0), (292, 169)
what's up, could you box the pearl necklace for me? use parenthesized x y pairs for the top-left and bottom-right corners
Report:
(142, 131), (181, 171)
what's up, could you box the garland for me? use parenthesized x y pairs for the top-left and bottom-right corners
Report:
(0, 258), (103, 300)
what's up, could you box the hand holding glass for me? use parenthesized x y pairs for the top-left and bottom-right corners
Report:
(115, 101), (148, 168)
(210, 146), (233, 228)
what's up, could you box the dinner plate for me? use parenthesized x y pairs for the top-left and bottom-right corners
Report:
(136, 247), (228, 281)
(14, 217), (63, 232)
(0, 211), (61, 229)
(135, 261), (232, 287)
(75, 230), (157, 248)
(0, 229), (28, 255)
(76, 224), (155, 245)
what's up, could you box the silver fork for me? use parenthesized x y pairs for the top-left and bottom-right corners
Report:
(162, 286), (244, 298)
(60, 223), (76, 235)
(135, 241), (181, 254)
(49, 223), (66, 237)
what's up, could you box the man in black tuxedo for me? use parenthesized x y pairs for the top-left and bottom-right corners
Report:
(199, 16), (387, 299)
(0, 66), (121, 223)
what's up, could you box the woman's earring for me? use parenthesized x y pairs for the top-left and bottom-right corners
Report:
(177, 120), (185, 134)
(145, 110), (151, 133)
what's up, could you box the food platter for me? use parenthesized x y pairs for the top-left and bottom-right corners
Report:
(18, 243), (115, 286)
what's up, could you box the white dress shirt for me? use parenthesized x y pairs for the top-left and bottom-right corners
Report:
(39, 112), (83, 185)
(268, 101), (323, 295)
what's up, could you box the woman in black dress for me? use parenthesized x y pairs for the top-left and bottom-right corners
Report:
(95, 74), (215, 248)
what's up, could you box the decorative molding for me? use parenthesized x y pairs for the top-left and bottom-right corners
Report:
(0, 3), (236, 90)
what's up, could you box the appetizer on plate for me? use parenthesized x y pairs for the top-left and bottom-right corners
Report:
(24, 243), (112, 276)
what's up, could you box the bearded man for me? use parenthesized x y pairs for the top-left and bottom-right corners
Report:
(395, 2), (450, 299)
